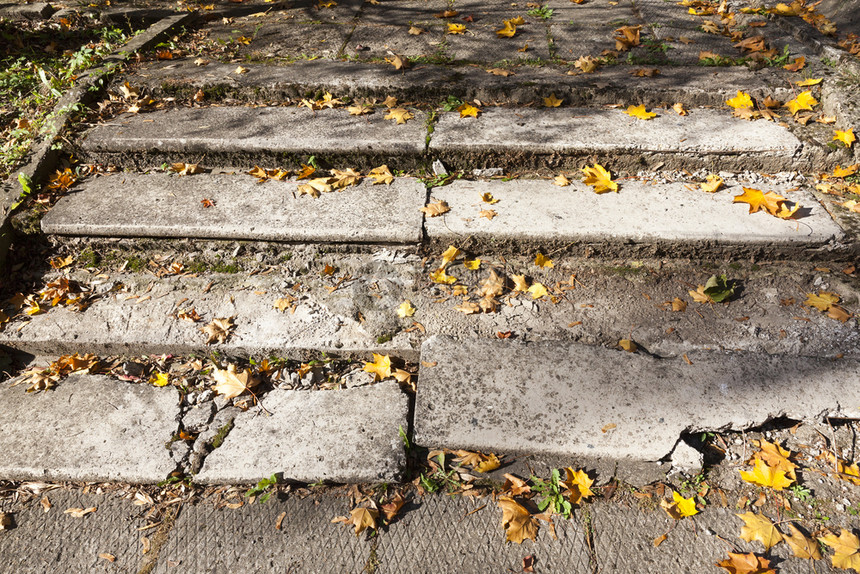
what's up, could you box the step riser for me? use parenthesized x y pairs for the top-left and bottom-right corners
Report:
(142, 61), (798, 110)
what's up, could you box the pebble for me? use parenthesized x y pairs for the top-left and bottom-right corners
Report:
(197, 389), (214, 403)
(432, 160), (448, 175)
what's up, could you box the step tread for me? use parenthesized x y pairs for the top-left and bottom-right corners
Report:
(414, 335), (860, 461)
(431, 107), (802, 156)
(425, 178), (844, 250)
(0, 374), (179, 482)
(41, 173), (426, 244)
(195, 381), (408, 484)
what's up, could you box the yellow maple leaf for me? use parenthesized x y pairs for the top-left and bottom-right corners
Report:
(430, 268), (458, 284)
(732, 187), (785, 215)
(368, 165), (394, 185)
(385, 108), (413, 124)
(534, 253), (554, 268)
(475, 453), (501, 473)
(726, 90), (754, 109)
(739, 459), (794, 490)
(737, 511), (783, 550)
(440, 245), (461, 265)
(820, 529), (860, 571)
(774, 201), (801, 220)
(508, 15), (525, 25)
(420, 200), (450, 217)
(835, 129), (856, 148)
(498, 496), (538, 544)
(832, 164), (859, 178)
(528, 282), (548, 299)
(543, 94), (563, 108)
(397, 301), (415, 318)
(784, 90), (817, 115)
(481, 192), (499, 204)
(700, 174), (723, 193)
(149, 373), (170, 387)
(803, 291), (839, 312)
(201, 317), (235, 344)
(349, 507), (378, 536)
(297, 178), (333, 198)
(455, 301), (481, 314)
(213, 364), (258, 399)
(625, 104), (656, 120)
(715, 552), (776, 574)
(796, 77), (822, 86)
(673, 102), (688, 116)
(464, 259), (481, 270)
(574, 55), (598, 73)
(563, 468), (595, 505)
(457, 102), (480, 118)
(496, 20), (517, 37)
(363, 353), (392, 381)
(581, 164), (618, 193)
(447, 23), (466, 34)
(618, 339), (638, 352)
(661, 491), (698, 519)
(296, 164), (315, 179)
(614, 25), (641, 51)
(554, 174), (570, 186)
(783, 523), (822, 560)
(512, 274), (529, 292)
(751, 439), (797, 478)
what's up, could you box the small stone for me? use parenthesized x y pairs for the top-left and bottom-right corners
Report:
(671, 441), (703, 474)
(183, 402), (216, 433)
(432, 160), (447, 175)
(197, 389), (214, 403)
(472, 167), (503, 177)
(341, 369), (374, 389)
(169, 440), (190, 464)
(836, 504), (845, 512)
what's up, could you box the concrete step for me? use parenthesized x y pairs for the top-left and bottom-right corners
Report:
(41, 172), (426, 245)
(40, 170), (851, 259)
(414, 335), (860, 464)
(3, 254), (858, 363)
(78, 104), (816, 173)
(133, 58), (797, 109)
(425, 177), (849, 259)
(0, 373), (408, 484)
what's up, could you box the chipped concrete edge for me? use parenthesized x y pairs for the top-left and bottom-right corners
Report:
(0, 11), (197, 271)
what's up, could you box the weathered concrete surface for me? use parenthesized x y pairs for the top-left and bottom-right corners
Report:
(41, 173), (425, 244)
(424, 179), (847, 257)
(151, 493), (370, 574)
(0, 2), (56, 19)
(0, 374), (179, 482)
(80, 106), (428, 170)
(0, 490), (148, 574)
(430, 107), (808, 172)
(0, 272), (419, 360)
(376, 493), (591, 573)
(195, 381), (408, 483)
(414, 335), (860, 462)
(134, 58), (797, 108)
(592, 504), (835, 574)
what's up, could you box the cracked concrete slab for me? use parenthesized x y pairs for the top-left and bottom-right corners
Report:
(424, 179), (846, 257)
(195, 381), (408, 483)
(0, 273), (418, 360)
(41, 173), (425, 244)
(414, 335), (860, 462)
(0, 374), (179, 482)
(80, 106), (428, 170)
(429, 107), (807, 172)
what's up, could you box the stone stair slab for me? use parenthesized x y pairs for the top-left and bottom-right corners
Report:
(80, 106), (429, 170)
(429, 107), (807, 172)
(424, 179), (846, 258)
(194, 381), (408, 483)
(0, 272), (419, 360)
(41, 173), (426, 244)
(413, 335), (860, 462)
(0, 374), (179, 483)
